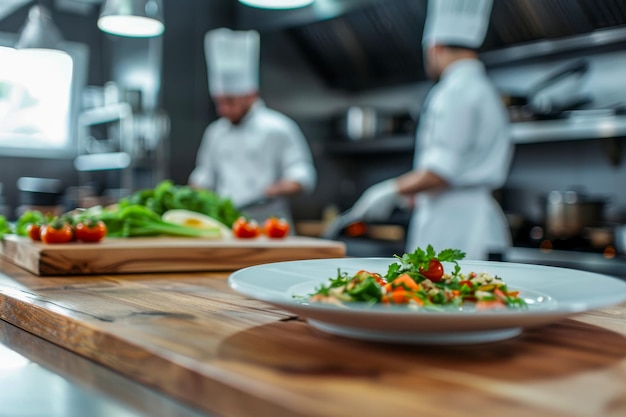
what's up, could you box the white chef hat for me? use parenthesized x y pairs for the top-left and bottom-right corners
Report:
(205, 28), (260, 96)
(422, 0), (493, 49)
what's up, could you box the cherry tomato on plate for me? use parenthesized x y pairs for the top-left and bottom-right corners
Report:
(75, 219), (107, 243)
(232, 217), (261, 238)
(263, 217), (290, 239)
(418, 259), (444, 282)
(40, 220), (74, 244)
(27, 223), (42, 241)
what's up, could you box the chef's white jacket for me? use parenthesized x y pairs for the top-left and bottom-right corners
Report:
(407, 59), (513, 260)
(189, 100), (317, 211)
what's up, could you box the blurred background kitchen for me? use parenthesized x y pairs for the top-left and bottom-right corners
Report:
(1, 0), (626, 276)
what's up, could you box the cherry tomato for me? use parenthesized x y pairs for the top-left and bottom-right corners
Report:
(263, 217), (290, 239)
(75, 219), (107, 243)
(232, 217), (261, 238)
(27, 223), (42, 241)
(40, 221), (74, 244)
(355, 270), (386, 286)
(418, 259), (444, 282)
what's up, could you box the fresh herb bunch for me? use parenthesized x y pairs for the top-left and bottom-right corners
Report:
(121, 180), (241, 227)
(0, 215), (11, 238)
(385, 245), (465, 281)
(12, 180), (242, 239)
(14, 210), (51, 237)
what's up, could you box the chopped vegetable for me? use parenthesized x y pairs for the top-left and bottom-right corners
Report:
(0, 215), (11, 239)
(121, 180), (241, 227)
(76, 205), (223, 238)
(15, 210), (50, 237)
(6, 180), (243, 241)
(161, 209), (231, 238)
(307, 245), (526, 310)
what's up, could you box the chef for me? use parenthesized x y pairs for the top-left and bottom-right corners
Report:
(349, 0), (513, 260)
(188, 28), (317, 224)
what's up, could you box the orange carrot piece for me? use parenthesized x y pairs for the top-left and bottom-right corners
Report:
(476, 300), (506, 310)
(391, 274), (420, 291)
(390, 290), (410, 304)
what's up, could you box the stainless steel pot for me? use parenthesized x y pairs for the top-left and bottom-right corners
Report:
(338, 107), (415, 141)
(544, 190), (608, 239)
(345, 106), (379, 140)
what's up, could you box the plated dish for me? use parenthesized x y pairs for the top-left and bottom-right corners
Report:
(228, 257), (626, 345)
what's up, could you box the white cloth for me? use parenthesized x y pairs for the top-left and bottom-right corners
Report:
(406, 59), (513, 260)
(205, 28), (260, 96)
(188, 100), (317, 209)
(350, 179), (400, 222)
(422, 0), (493, 48)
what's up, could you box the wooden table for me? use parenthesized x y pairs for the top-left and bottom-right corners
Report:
(0, 258), (624, 417)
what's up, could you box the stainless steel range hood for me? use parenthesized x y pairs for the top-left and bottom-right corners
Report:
(246, 0), (626, 90)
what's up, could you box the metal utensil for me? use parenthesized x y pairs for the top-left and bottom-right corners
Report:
(320, 210), (362, 240)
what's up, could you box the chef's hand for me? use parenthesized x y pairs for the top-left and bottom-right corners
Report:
(350, 179), (400, 222)
(265, 180), (302, 197)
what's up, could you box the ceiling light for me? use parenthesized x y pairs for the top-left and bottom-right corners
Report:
(15, 5), (64, 50)
(239, 0), (315, 10)
(98, 0), (164, 38)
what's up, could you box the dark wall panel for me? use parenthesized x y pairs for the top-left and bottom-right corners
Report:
(161, 0), (235, 186)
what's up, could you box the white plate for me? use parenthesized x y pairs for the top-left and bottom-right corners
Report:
(228, 258), (626, 345)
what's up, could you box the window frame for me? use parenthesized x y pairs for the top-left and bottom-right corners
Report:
(0, 32), (88, 159)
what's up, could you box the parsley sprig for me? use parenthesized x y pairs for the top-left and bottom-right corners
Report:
(385, 244), (465, 280)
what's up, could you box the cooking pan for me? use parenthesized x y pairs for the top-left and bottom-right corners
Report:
(504, 59), (591, 121)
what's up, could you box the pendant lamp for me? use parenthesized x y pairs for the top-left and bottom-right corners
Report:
(15, 5), (65, 50)
(98, 0), (164, 38)
(239, 0), (314, 10)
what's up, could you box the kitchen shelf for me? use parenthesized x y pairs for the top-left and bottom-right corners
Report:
(79, 103), (133, 126)
(323, 135), (414, 155)
(77, 103), (135, 192)
(323, 116), (626, 153)
(511, 115), (626, 144)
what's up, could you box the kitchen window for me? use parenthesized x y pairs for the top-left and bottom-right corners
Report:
(0, 33), (87, 158)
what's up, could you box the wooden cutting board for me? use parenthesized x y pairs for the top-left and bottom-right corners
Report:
(0, 234), (346, 276)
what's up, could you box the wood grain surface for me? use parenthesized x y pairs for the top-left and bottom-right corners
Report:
(0, 258), (624, 417)
(0, 235), (346, 276)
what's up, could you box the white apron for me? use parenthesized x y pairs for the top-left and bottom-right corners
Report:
(408, 188), (511, 260)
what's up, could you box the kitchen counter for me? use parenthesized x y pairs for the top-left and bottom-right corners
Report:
(0, 320), (209, 417)
(0, 258), (625, 417)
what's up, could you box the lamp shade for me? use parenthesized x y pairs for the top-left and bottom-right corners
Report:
(98, 0), (164, 38)
(239, 0), (314, 9)
(15, 5), (64, 50)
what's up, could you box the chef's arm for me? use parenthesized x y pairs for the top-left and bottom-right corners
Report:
(265, 180), (303, 197)
(395, 169), (449, 196)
